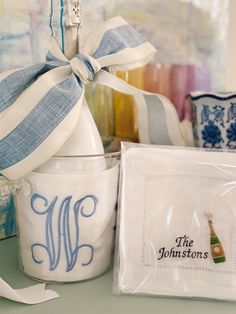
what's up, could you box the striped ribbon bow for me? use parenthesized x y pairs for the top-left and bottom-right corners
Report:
(0, 16), (189, 180)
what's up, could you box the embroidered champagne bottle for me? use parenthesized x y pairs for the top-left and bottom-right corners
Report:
(205, 213), (226, 264)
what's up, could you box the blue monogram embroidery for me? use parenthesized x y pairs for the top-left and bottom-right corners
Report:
(31, 193), (97, 272)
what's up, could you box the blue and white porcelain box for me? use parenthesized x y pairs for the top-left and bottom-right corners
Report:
(189, 92), (236, 149)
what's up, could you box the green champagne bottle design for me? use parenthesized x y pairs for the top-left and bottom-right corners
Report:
(205, 213), (226, 264)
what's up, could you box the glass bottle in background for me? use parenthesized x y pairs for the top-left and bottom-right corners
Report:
(85, 83), (115, 148)
(144, 63), (171, 98)
(82, 1), (116, 150)
(113, 67), (144, 142)
(169, 64), (211, 121)
(144, 62), (211, 121)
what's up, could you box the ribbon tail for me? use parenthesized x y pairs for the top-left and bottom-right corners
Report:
(95, 70), (192, 146)
(0, 277), (59, 304)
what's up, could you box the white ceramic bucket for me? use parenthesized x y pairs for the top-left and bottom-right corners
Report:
(15, 153), (120, 282)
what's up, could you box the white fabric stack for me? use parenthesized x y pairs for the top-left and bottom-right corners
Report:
(114, 144), (236, 300)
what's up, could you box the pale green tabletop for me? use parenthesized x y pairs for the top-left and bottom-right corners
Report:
(1, 237), (236, 314)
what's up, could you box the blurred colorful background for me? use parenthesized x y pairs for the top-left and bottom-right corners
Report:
(0, 0), (229, 239)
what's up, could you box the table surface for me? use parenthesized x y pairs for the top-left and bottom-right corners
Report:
(1, 237), (236, 314)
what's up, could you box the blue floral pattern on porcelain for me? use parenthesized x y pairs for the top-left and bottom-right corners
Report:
(201, 121), (224, 148)
(189, 93), (236, 149)
(226, 122), (236, 148)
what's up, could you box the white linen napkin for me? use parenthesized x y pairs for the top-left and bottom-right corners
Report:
(114, 144), (236, 300)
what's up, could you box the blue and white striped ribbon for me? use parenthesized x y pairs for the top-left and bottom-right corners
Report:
(0, 16), (189, 180)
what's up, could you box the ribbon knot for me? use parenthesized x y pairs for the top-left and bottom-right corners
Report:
(70, 53), (101, 84)
(0, 16), (190, 181)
